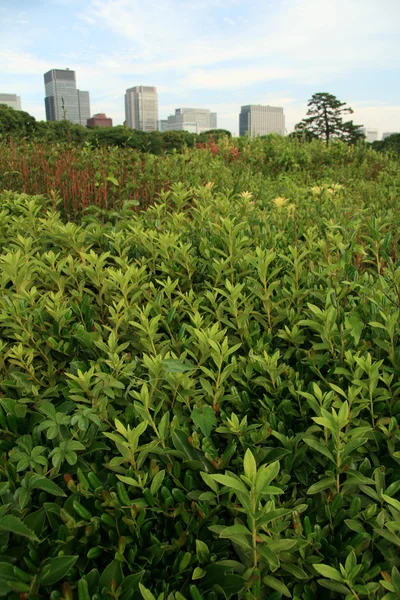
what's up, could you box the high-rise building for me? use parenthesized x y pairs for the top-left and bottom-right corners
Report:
(239, 105), (285, 137)
(44, 68), (90, 126)
(382, 132), (398, 140)
(125, 86), (158, 131)
(158, 120), (168, 132)
(360, 127), (378, 143)
(87, 113), (113, 128)
(0, 94), (22, 110)
(165, 108), (217, 133)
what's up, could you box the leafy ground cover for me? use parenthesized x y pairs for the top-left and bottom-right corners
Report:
(0, 139), (400, 599)
(0, 135), (396, 220)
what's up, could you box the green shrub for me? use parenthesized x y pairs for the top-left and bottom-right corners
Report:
(0, 142), (400, 599)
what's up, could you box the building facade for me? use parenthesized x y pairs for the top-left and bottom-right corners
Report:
(0, 94), (22, 110)
(239, 105), (285, 137)
(165, 108), (217, 133)
(87, 113), (113, 127)
(360, 127), (378, 143)
(44, 69), (90, 126)
(382, 132), (398, 140)
(125, 86), (158, 131)
(158, 120), (168, 132)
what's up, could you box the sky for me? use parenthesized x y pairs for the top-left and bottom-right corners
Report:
(1, 0), (399, 137)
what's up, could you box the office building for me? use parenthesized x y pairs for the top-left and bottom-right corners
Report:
(158, 120), (168, 132)
(382, 132), (398, 140)
(44, 68), (90, 126)
(87, 113), (113, 128)
(165, 108), (217, 133)
(125, 86), (158, 131)
(360, 127), (378, 143)
(0, 94), (22, 110)
(239, 105), (285, 137)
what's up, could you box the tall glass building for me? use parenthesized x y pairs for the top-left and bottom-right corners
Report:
(125, 86), (158, 131)
(44, 69), (90, 126)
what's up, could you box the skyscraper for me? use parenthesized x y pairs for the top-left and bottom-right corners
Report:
(239, 105), (285, 137)
(165, 108), (217, 133)
(125, 86), (158, 131)
(0, 94), (22, 110)
(44, 69), (90, 126)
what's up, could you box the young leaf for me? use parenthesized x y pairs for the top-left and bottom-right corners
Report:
(255, 461), (280, 494)
(243, 448), (257, 482)
(139, 583), (157, 600)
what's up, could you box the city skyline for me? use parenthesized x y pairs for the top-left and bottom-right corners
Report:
(1, 0), (399, 135)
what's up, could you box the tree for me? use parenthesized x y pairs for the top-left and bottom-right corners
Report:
(372, 133), (400, 156)
(294, 93), (364, 144)
(0, 105), (37, 138)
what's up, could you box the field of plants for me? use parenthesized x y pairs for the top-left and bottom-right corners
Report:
(1, 136), (400, 600)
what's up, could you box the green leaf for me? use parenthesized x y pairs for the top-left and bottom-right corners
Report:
(313, 564), (344, 582)
(150, 470), (165, 495)
(196, 539), (210, 564)
(192, 567), (206, 580)
(210, 474), (248, 494)
(139, 583), (156, 600)
(191, 406), (217, 437)
(318, 580), (352, 595)
(0, 562), (18, 581)
(163, 358), (195, 373)
(255, 460), (280, 494)
(0, 515), (39, 541)
(383, 494), (400, 513)
(120, 571), (145, 591)
(99, 559), (123, 589)
(38, 556), (78, 586)
(243, 448), (257, 482)
(219, 524), (252, 537)
(307, 477), (336, 495)
(263, 575), (291, 597)
(281, 563), (309, 579)
(304, 438), (335, 462)
(30, 477), (66, 496)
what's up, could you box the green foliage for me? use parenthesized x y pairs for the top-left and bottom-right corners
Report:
(0, 139), (399, 598)
(373, 133), (400, 156)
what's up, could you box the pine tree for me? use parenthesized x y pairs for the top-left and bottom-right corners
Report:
(294, 93), (364, 144)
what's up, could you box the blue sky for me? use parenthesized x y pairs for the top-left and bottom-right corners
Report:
(1, 0), (399, 136)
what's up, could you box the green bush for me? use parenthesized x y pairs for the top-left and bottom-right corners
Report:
(0, 173), (400, 599)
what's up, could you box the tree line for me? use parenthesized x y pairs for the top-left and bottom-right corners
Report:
(1, 93), (398, 154)
(0, 104), (231, 153)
